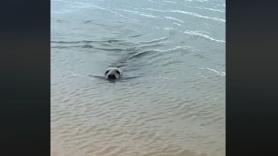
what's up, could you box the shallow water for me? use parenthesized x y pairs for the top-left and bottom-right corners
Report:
(51, 0), (225, 156)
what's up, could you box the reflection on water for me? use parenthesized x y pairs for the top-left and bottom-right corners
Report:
(51, 0), (225, 156)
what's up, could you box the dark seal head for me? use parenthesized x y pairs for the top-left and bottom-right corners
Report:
(104, 67), (122, 80)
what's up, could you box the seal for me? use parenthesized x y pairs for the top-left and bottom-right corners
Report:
(104, 67), (122, 80)
(89, 67), (138, 82)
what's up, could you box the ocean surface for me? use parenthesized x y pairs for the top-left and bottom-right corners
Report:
(51, 0), (225, 156)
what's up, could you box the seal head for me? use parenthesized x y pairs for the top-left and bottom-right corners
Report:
(104, 67), (122, 80)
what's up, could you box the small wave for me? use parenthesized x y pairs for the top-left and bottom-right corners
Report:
(145, 8), (225, 22)
(192, 6), (225, 13)
(51, 45), (93, 49)
(139, 13), (157, 18)
(94, 47), (127, 52)
(161, 45), (197, 52)
(169, 10), (225, 22)
(164, 16), (185, 23)
(129, 34), (142, 38)
(200, 67), (225, 76)
(163, 0), (177, 4)
(51, 40), (97, 44)
(127, 50), (157, 60)
(51, 39), (125, 44)
(173, 22), (182, 26)
(183, 31), (225, 43)
(116, 9), (159, 19)
(51, 40), (137, 51)
(138, 36), (169, 44)
(147, 0), (157, 3)
(136, 43), (164, 50)
(116, 9), (140, 14)
(163, 27), (174, 31)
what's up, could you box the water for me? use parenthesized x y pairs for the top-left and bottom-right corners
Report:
(51, 0), (225, 156)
